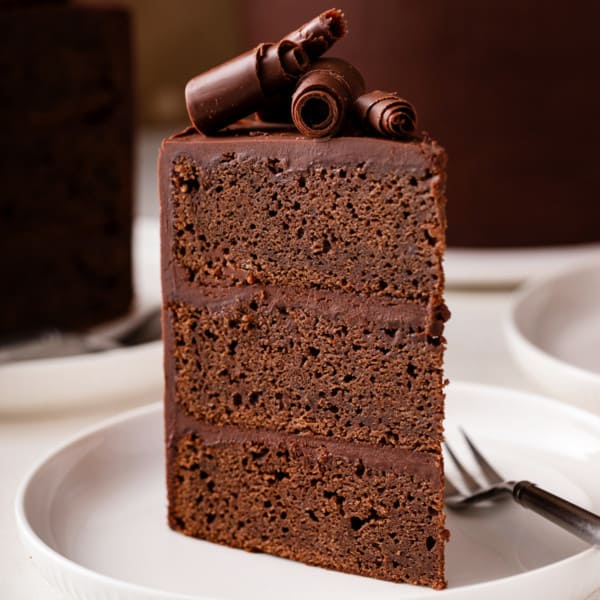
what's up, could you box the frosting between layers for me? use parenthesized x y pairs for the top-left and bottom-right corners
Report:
(166, 400), (442, 483)
(163, 276), (448, 337)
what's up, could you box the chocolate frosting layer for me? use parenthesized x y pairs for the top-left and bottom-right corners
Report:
(162, 126), (442, 174)
(166, 400), (442, 483)
(164, 279), (447, 337)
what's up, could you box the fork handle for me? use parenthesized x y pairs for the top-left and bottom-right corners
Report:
(513, 481), (600, 545)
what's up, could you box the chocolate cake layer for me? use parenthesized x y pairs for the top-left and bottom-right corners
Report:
(0, 4), (133, 335)
(166, 414), (447, 589)
(160, 128), (445, 304)
(165, 284), (446, 451)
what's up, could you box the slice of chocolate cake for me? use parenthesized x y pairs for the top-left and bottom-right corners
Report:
(160, 124), (449, 588)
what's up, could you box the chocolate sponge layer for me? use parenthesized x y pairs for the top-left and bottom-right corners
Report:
(167, 416), (447, 589)
(165, 284), (447, 451)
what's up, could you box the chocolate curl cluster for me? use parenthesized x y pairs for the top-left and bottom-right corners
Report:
(291, 58), (365, 138)
(354, 90), (418, 140)
(185, 9), (347, 135)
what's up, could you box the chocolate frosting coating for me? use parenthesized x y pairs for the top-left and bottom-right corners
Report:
(166, 400), (442, 483)
(162, 124), (439, 172)
(164, 279), (446, 336)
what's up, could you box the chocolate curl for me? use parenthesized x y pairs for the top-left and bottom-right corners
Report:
(354, 90), (418, 140)
(185, 40), (309, 134)
(283, 8), (347, 61)
(256, 8), (348, 124)
(291, 58), (365, 138)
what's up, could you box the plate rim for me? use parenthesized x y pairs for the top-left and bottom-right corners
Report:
(15, 381), (600, 600)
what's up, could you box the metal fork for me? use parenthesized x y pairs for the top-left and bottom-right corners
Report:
(444, 428), (600, 546)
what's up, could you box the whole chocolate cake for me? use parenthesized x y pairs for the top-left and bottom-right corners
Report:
(0, 1), (133, 336)
(161, 11), (448, 590)
(242, 0), (600, 248)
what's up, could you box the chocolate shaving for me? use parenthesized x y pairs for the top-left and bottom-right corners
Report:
(257, 8), (349, 125)
(354, 90), (417, 140)
(258, 40), (309, 94)
(185, 41), (307, 135)
(184, 8), (421, 141)
(185, 9), (347, 135)
(291, 58), (365, 138)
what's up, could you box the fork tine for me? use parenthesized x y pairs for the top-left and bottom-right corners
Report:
(460, 428), (504, 484)
(443, 440), (481, 492)
(444, 473), (461, 497)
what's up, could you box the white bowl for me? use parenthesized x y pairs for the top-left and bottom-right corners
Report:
(505, 261), (600, 413)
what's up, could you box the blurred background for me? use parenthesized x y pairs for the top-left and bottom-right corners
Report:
(79, 0), (242, 127)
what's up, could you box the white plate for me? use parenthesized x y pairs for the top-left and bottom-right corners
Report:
(15, 381), (600, 600)
(445, 244), (600, 288)
(505, 261), (600, 413)
(0, 218), (163, 414)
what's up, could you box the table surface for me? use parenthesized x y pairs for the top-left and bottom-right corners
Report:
(1, 131), (597, 599)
